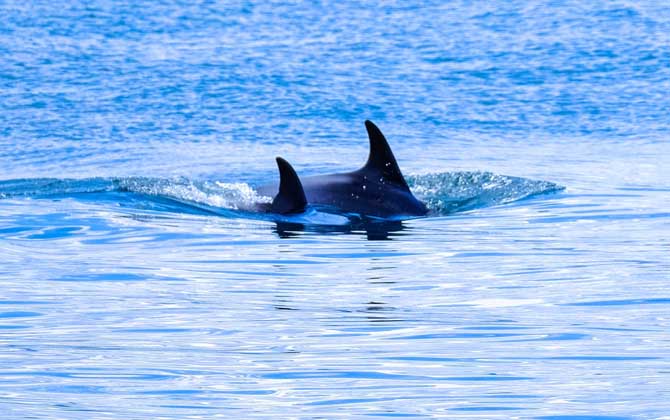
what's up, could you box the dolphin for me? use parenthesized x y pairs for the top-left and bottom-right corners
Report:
(260, 120), (428, 218)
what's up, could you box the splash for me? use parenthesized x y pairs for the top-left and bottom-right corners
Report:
(116, 178), (271, 211)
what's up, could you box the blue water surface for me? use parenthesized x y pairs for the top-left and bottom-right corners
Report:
(1, 1), (669, 418)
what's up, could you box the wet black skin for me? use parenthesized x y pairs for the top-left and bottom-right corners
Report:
(292, 171), (427, 218)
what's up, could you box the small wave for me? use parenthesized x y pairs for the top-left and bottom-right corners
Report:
(0, 177), (270, 213)
(407, 171), (564, 215)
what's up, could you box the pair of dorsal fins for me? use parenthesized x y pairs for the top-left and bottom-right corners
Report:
(271, 120), (409, 214)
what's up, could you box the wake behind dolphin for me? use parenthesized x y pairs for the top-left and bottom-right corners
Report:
(258, 120), (428, 218)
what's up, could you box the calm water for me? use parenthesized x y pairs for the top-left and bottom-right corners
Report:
(1, 1), (669, 418)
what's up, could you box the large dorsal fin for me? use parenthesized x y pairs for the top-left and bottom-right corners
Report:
(361, 120), (410, 190)
(271, 157), (307, 214)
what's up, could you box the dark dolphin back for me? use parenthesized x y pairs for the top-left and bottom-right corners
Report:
(358, 120), (411, 191)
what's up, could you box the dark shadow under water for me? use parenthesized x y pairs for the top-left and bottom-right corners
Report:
(274, 219), (406, 241)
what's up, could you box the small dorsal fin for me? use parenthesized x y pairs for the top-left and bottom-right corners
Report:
(271, 157), (307, 214)
(361, 120), (410, 190)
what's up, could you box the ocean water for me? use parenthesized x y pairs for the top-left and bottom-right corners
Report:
(1, 1), (669, 418)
